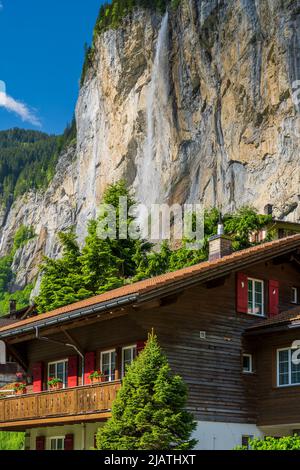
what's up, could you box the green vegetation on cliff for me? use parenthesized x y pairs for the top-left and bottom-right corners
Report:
(0, 120), (76, 210)
(81, 0), (180, 85)
(0, 225), (35, 316)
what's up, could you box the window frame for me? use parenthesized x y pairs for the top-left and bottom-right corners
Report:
(48, 436), (65, 451)
(277, 347), (300, 387)
(242, 353), (253, 374)
(292, 287), (298, 304)
(242, 435), (254, 449)
(247, 277), (265, 317)
(47, 359), (68, 389)
(121, 345), (137, 378)
(100, 349), (116, 382)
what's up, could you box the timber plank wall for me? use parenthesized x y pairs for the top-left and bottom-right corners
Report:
(12, 259), (300, 424)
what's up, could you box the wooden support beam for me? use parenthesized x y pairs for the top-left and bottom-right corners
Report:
(291, 255), (300, 267)
(0, 412), (111, 431)
(61, 329), (84, 355)
(160, 293), (182, 307)
(6, 343), (28, 371)
(205, 275), (228, 289)
(272, 254), (293, 265)
(132, 299), (161, 311)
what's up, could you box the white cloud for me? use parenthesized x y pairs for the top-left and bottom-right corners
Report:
(0, 90), (41, 127)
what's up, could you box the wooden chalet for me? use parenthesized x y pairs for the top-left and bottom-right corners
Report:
(0, 233), (300, 449)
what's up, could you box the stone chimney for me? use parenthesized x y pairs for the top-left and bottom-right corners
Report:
(209, 222), (232, 261)
(264, 204), (273, 216)
(9, 299), (17, 317)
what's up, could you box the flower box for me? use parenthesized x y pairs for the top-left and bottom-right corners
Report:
(48, 377), (64, 390)
(49, 382), (63, 390)
(89, 371), (105, 384)
(13, 383), (27, 395)
(90, 376), (105, 384)
(15, 388), (27, 396)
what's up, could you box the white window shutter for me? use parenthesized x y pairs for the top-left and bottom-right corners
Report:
(0, 341), (6, 364)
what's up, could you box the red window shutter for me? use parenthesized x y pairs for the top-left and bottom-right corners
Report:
(32, 362), (43, 392)
(269, 280), (279, 316)
(84, 351), (95, 384)
(136, 341), (145, 355)
(64, 434), (74, 451)
(36, 436), (45, 451)
(67, 356), (78, 388)
(236, 273), (248, 313)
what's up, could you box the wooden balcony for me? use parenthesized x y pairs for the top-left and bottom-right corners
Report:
(0, 381), (121, 431)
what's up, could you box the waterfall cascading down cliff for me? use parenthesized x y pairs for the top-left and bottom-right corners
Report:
(136, 11), (171, 233)
(137, 12), (170, 209)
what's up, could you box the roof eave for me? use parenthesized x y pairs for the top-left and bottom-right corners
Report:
(245, 321), (300, 335)
(0, 294), (139, 341)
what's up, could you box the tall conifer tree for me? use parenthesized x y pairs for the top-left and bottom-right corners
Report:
(96, 333), (197, 450)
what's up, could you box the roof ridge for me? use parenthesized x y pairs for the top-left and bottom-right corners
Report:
(1, 234), (300, 335)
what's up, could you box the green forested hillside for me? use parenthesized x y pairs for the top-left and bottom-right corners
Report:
(0, 120), (76, 210)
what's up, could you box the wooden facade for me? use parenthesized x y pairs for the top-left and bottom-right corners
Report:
(0, 254), (300, 431)
(0, 238), (300, 442)
(246, 330), (300, 427)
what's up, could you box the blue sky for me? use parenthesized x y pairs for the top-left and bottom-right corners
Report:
(0, 0), (106, 134)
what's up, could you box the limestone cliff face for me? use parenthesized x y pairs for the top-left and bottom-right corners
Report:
(0, 0), (300, 292)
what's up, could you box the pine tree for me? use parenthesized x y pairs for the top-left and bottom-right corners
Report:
(80, 219), (123, 294)
(35, 182), (151, 313)
(36, 230), (86, 313)
(98, 180), (151, 277)
(96, 332), (197, 450)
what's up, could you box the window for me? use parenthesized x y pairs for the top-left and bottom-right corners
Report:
(243, 354), (253, 373)
(49, 436), (64, 451)
(101, 350), (116, 382)
(248, 278), (264, 316)
(242, 435), (253, 449)
(122, 345), (137, 377)
(277, 348), (300, 386)
(292, 287), (298, 304)
(48, 359), (68, 389)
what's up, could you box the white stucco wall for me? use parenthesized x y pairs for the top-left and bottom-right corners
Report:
(28, 422), (104, 450)
(27, 420), (265, 450)
(193, 421), (263, 450)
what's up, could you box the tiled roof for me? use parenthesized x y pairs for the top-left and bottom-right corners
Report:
(0, 318), (19, 328)
(247, 306), (300, 331)
(0, 234), (300, 335)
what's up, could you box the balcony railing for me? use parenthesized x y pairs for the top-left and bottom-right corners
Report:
(0, 381), (121, 429)
(0, 363), (18, 375)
